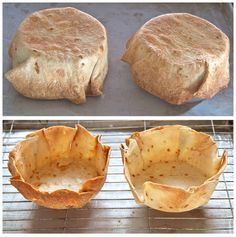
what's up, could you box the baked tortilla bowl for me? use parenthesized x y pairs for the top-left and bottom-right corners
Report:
(122, 13), (230, 105)
(5, 7), (108, 104)
(8, 125), (111, 209)
(120, 125), (227, 212)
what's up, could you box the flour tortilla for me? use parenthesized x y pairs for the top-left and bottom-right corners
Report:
(122, 13), (230, 105)
(8, 125), (111, 209)
(120, 125), (227, 212)
(6, 7), (108, 104)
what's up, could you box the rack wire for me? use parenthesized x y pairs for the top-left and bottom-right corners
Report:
(2, 120), (234, 233)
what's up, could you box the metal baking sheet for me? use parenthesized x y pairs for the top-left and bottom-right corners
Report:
(2, 120), (233, 233)
(3, 3), (233, 116)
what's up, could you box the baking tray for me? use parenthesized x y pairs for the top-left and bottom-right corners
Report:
(2, 120), (234, 233)
(3, 3), (233, 116)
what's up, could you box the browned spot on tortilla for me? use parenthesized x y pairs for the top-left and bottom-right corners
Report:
(56, 69), (65, 77)
(31, 16), (38, 22)
(34, 62), (40, 74)
(176, 149), (180, 156)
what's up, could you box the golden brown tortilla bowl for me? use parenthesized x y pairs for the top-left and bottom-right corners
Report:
(8, 125), (111, 209)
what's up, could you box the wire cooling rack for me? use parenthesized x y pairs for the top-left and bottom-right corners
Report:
(2, 120), (234, 233)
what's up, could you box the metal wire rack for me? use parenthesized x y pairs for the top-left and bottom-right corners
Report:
(2, 120), (234, 233)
